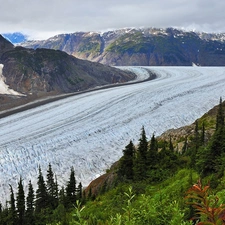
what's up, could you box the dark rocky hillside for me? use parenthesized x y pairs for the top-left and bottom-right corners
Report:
(0, 46), (134, 94)
(0, 35), (135, 111)
(0, 35), (14, 58)
(21, 27), (225, 66)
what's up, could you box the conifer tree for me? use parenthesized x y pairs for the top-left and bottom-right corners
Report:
(138, 126), (148, 160)
(66, 166), (76, 207)
(77, 182), (83, 201)
(26, 180), (35, 225)
(134, 126), (148, 180)
(9, 185), (17, 225)
(58, 187), (66, 206)
(147, 133), (158, 170)
(216, 97), (224, 130)
(16, 177), (25, 225)
(0, 203), (9, 225)
(118, 140), (135, 180)
(46, 163), (58, 210)
(35, 166), (48, 213)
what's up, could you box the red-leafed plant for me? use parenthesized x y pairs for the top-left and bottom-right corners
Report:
(185, 179), (225, 225)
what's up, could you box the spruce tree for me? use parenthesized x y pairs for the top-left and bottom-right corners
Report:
(35, 166), (48, 213)
(66, 166), (76, 208)
(16, 177), (25, 225)
(216, 97), (224, 130)
(118, 140), (135, 180)
(133, 126), (148, 180)
(46, 163), (58, 210)
(138, 126), (148, 160)
(77, 182), (83, 201)
(58, 187), (66, 206)
(9, 185), (17, 225)
(147, 133), (158, 170)
(26, 180), (35, 225)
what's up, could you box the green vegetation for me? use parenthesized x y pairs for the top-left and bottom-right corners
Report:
(77, 36), (101, 53)
(1, 98), (225, 224)
(106, 32), (153, 54)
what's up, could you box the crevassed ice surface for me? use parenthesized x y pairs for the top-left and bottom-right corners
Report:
(0, 66), (225, 202)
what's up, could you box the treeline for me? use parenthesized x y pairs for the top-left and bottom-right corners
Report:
(118, 97), (225, 186)
(0, 164), (83, 225)
(118, 126), (180, 182)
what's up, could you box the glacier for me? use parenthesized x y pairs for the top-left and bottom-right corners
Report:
(0, 66), (225, 203)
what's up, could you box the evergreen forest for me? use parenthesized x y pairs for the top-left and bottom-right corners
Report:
(1, 98), (225, 224)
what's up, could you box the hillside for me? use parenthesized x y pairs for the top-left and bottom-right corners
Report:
(0, 35), (135, 111)
(21, 27), (225, 66)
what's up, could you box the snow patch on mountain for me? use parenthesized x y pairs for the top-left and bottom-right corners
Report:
(0, 64), (24, 96)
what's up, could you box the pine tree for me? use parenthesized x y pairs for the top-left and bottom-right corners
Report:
(118, 140), (135, 180)
(25, 180), (35, 225)
(16, 177), (25, 225)
(46, 163), (58, 210)
(9, 185), (17, 225)
(138, 126), (148, 160)
(77, 182), (83, 201)
(133, 126), (148, 180)
(66, 166), (76, 208)
(58, 186), (66, 206)
(147, 133), (158, 170)
(216, 97), (224, 130)
(35, 166), (48, 213)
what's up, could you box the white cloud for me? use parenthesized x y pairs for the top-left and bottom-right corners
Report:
(0, 0), (225, 39)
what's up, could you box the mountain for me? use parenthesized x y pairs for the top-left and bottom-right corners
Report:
(0, 35), (135, 110)
(0, 35), (135, 111)
(21, 27), (225, 66)
(2, 32), (28, 44)
(0, 35), (14, 58)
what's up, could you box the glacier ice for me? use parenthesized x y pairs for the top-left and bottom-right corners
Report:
(0, 66), (225, 203)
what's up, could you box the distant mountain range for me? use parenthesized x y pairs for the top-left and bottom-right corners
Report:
(21, 27), (225, 66)
(2, 32), (28, 44)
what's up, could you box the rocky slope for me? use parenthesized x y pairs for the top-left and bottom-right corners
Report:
(21, 27), (225, 66)
(0, 35), (135, 110)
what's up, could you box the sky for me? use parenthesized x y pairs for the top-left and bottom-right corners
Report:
(0, 0), (225, 40)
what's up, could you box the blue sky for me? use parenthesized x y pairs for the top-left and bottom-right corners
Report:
(0, 0), (224, 40)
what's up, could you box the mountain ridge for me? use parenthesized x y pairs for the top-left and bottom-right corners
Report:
(21, 27), (225, 66)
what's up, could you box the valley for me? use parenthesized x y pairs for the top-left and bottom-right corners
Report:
(0, 66), (225, 203)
